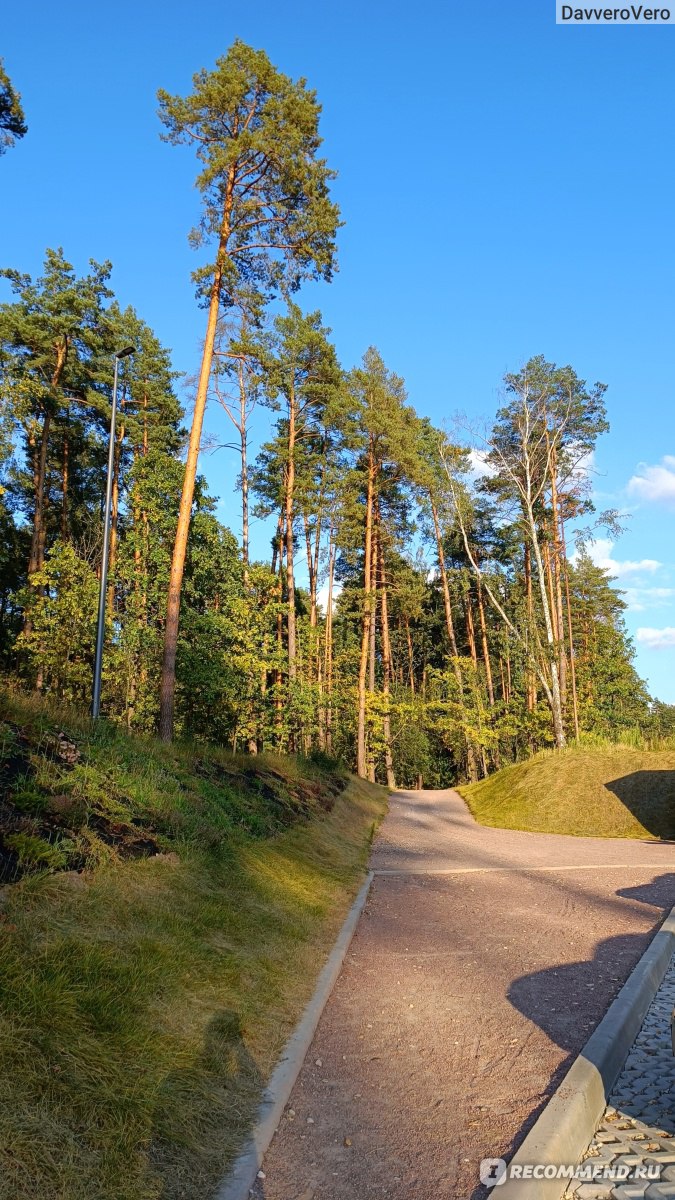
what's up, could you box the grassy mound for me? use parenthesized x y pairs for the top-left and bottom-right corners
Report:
(0, 686), (387, 1200)
(0, 688), (350, 883)
(459, 745), (675, 840)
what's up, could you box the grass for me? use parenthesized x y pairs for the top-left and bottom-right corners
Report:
(0, 684), (387, 1200)
(459, 744), (675, 840)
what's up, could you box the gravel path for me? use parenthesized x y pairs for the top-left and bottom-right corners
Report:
(563, 955), (675, 1199)
(252, 788), (675, 1200)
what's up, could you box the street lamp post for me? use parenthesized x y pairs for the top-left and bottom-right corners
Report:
(91, 345), (135, 718)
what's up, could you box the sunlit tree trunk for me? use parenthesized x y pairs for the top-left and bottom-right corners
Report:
(378, 538), (396, 788)
(159, 165), (236, 741)
(476, 577), (494, 707)
(324, 528), (335, 754)
(430, 497), (477, 781)
(464, 585), (478, 668)
(284, 384), (298, 691)
(524, 545), (536, 712)
(61, 432), (69, 540)
(405, 618), (415, 693)
(367, 521), (378, 782)
(560, 515), (580, 741)
(356, 437), (375, 779)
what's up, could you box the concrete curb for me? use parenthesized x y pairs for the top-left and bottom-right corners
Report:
(497, 904), (675, 1199)
(214, 870), (375, 1200)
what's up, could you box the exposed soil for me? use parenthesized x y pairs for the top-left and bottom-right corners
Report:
(0, 719), (162, 882)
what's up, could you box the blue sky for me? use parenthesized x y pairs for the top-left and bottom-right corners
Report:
(2, 0), (675, 698)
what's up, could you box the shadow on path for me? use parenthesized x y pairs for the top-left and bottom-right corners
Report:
(616, 872), (675, 907)
(468, 911), (670, 1200)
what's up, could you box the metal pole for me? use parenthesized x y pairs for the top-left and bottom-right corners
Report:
(91, 355), (120, 718)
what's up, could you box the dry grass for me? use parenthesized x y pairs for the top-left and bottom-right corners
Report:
(459, 745), (675, 840)
(0, 686), (387, 1200)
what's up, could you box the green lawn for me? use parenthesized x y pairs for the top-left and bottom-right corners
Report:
(459, 745), (675, 840)
(0, 686), (387, 1200)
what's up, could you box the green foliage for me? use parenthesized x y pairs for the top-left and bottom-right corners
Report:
(157, 40), (341, 299)
(0, 57), (27, 154)
(4, 832), (70, 869)
(17, 541), (98, 701)
(0, 43), (661, 792)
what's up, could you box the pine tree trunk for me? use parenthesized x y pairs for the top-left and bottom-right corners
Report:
(430, 500), (459, 656)
(28, 338), (67, 583)
(526, 504), (566, 748)
(430, 497), (477, 782)
(271, 510), (283, 577)
(28, 411), (52, 580)
(367, 522), (378, 782)
(302, 512), (319, 693)
(524, 545), (535, 712)
(356, 438), (375, 779)
(275, 518), (285, 747)
(241, 431), (249, 571)
(560, 516), (580, 741)
(464, 587), (478, 667)
(476, 578), (495, 706)
(303, 514), (316, 631)
(324, 530), (335, 754)
(159, 166), (236, 742)
(284, 389), (298, 685)
(405, 618), (415, 693)
(311, 476), (323, 680)
(550, 465), (567, 707)
(239, 360), (250, 572)
(378, 539), (396, 788)
(61, 433), (69, 540)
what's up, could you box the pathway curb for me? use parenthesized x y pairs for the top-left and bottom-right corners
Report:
(213, 870), (375, 1200)
(497, 903), (675, 1199)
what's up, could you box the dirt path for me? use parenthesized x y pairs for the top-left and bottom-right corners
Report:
(252, 789), (675, 1200)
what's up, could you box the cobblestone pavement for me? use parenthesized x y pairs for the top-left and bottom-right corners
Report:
(564, 956), (675, 1200)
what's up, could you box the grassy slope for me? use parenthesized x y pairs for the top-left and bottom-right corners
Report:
(459, 745), (675, 840)
(0, 688), (387, 1200)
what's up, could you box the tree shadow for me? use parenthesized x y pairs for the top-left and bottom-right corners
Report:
(469, 927), (662, 1199)
(616, 873), (675, 907)
(148, 1009), (264, 1200)
(605, 771), (675, 840)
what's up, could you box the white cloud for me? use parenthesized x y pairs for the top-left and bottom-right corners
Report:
(467, 449), (497, 479)
(567, 448), (595, 486)
(317, 581), (343, 615)
(636, 626), (675, 650)
(623, 586), (675, 613)
(628, 456), (675, 506)
(582, 538), (661, 579)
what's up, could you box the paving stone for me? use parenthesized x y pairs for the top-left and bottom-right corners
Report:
(575, 1184), (614, 1199)
(565, 957), (675, 1200)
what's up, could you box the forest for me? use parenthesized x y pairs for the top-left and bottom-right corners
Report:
(0, 42), (665, 789)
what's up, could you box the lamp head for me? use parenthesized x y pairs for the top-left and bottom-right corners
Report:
(115, 345), (135, 360)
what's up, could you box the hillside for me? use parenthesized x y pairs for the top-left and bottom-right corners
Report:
(0, 686), (386, 1200)
(459, 745), (675, 840)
